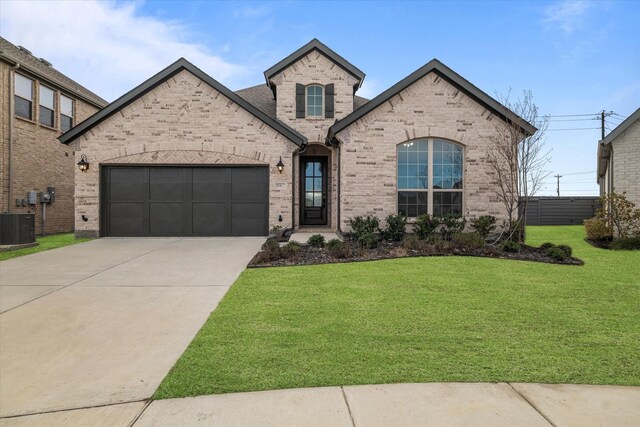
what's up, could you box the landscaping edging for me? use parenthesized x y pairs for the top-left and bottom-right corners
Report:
(248, 241), (584, 268)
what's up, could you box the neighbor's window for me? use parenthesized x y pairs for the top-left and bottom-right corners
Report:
(306, 85), (323, 117)
(397, 139), (463, 217)
(14, 73), (33, 120)
(60, 95), (74, 132)
(39, 85), (55, 127)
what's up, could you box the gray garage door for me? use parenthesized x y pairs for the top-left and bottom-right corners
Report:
(102, 166), (268, 237)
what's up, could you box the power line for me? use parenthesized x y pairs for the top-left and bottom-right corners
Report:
(548, 118), (598, 122)
(546, 127), (600, 131)
(563, 171), (596, 176)
(547, 113), (600, 117)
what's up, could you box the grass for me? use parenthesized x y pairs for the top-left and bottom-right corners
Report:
(0, 233), (92, 261)
(154, 226), (640, 399)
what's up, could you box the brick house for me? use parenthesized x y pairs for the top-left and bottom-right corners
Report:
(1, 37), (107, 235)
(59, 39), (535, 237)
(598, 107), (640, 207)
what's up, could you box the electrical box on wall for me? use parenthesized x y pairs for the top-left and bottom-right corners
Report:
(47, 187), (56, 203)
(40, 192), (51, 203)
(27, 191), (37, 205)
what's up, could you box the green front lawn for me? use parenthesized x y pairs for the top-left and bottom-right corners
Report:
(155, 226), (640, 399)
(0, 233), (92, 261)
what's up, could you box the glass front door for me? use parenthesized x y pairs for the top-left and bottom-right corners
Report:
(300, 157), (327, 225)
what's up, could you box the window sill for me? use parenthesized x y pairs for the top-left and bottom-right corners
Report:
(305, 117), (326, 121)
(14, 115), (36, 125)
(39, 124), (61, 133)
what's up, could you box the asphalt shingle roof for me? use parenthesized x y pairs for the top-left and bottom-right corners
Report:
(0, 36), (108, 108)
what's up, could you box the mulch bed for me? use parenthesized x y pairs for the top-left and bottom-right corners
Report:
(248, 241), (584, 268)
(584, 238), (612, 249)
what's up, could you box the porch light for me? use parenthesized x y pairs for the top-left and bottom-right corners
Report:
(77, 154), (89, 172)
(276, 157), (284, 173)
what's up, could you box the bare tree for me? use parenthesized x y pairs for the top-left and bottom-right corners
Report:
(485, 90), (550, 242)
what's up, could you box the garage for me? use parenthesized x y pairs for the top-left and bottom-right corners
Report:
(101, 166), (269, 237)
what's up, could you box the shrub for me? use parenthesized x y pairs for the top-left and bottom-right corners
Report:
(470, 215), (497, 239)
(596, 191), (640, 238)
(402, 234), (422, 251)
(257, 238), (283, 262)
(326, 239), (351, 258)
(546, 246), (567, 261)
(262, 237), (280, 251)
(380, 214), (407, 241)
(269, 225), (283, 238)
(611, 236), (640, 250)
(307, 234), (326, 248)
(414, 214), (440, 240)
(501, 240), (520, 253)
(557, 244), (572, 258)
(357, 232), (379, 249)
(348, 216), (380, 240)
(540, 242), (555, 250)
(440, 215), (467, 241)
(451, 232), (485, 250)
(280, 241), (301, 258)
(584, 218), (613, 241)
(434, 239), (451, 252)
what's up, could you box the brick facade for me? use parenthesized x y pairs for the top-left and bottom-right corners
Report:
(270, 52), (358, 229)
(71, 70), (299, 237)
(334, 71), (510, 231)
(608, 119), (640, 207)
(0, 60), (101, 235)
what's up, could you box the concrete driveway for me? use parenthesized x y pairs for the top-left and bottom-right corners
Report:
(0, 237), (262, 419)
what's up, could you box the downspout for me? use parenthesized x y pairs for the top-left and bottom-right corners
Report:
(7, 62), (20, 213)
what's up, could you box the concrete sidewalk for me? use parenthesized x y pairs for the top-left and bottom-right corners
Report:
(2, 382), (637, 426)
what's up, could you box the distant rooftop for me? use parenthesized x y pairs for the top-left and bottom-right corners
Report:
(0, 36), (108, 108)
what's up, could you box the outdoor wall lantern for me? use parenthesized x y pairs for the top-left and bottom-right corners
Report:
(77, 154), (89, 172)
(276, 157), (284, 173)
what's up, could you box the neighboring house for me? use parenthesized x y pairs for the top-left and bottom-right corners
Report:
(1, 37), (107, 235)
(598, 107), (640, 207)
(59, 39), (535, 238)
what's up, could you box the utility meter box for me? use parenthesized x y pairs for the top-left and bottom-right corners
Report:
(40, 192), (51, 203)
(47, 187), (56, 203)
(27, 191), (37, 205)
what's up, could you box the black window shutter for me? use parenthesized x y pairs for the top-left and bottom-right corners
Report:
(325, 83), (334, 118)
(296, 84), (305, 118)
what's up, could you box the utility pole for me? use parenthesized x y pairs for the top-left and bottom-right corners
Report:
(554, 174), (562, 197)
(601, 110), (605, 140)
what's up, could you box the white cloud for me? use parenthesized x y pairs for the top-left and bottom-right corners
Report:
(543, 0), (592, 34)
(0, 0), (247, 101)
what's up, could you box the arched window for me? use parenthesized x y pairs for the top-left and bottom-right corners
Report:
(306, 85), (323, 117)
(397, 139), (463, 217)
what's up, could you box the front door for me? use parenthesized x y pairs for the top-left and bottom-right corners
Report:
(300, 157), (328, 225)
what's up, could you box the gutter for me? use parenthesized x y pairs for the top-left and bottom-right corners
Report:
(7, 61), (20, 213)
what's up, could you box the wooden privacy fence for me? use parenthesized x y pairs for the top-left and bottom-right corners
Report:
(522, 196), (600, 226)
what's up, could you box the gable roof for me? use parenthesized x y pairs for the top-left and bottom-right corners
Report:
(327, 58), (537, 143)
(263, 39), (365, 91)
(59, 58), (307, 146)
(597, 107), (640, 178)
(0, 36), (107, 108)
(601, 107), (640, 145)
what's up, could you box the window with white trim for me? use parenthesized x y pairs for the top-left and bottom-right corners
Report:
(60, 95), (74, 132)
(15, 74), (33, 120)
(39, 85), (55, 127)
(306, 85), (323, 117)
(397, 139), (463, 217)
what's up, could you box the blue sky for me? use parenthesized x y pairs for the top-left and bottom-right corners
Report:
(2, 0), (638, 196)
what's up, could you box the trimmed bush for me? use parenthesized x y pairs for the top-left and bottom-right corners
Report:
(381, 214), (407, 241)
(584, 218), (613, 241)
(547, 246), (567, 261)
(440, 215), (467, 241)
(326, 239), (351, 258)
(470, 215), (497, 239)
(262, 237), (280, 251)
(280, 241), (301, 258)
(349, 216), (380, 240)
(611, 237), (640, 250)
(540, 242), (555, 250)
(451, 232), (485, 250)
(414, 214), (440, 240)
(402, 234), (422, 251)
(557, 244), (573, 257)
(501, 240), (520, 253)
(257, 238), (283, 262)
(307, 234), (326, 248)
(357, 232), (379, 249)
